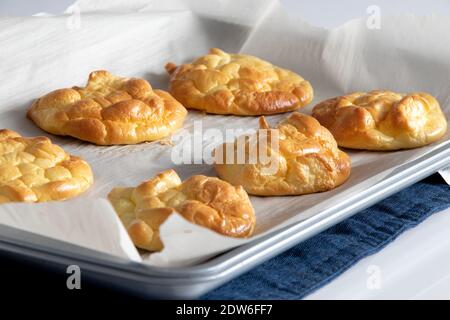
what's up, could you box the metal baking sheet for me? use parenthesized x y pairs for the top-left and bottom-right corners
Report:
(1, 0), (450, 298)
(0, 142), (448, 298)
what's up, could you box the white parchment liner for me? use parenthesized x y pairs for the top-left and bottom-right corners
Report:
(0, 0), (448, 267)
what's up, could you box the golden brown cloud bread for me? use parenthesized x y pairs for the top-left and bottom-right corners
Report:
(312, 90), (447, 150)
(108, 169), (256, 251)
(0, 129), (93, 203)
(214, 113), (351, 196)
(28, 70), (187, 145)
(165, 48), (313, 115)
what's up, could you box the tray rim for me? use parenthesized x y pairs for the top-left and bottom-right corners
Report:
(0, 140), (448, 287)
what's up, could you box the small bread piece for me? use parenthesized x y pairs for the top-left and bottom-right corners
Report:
(108, 169), (256, 251)
(0, 129), (93, 203)
(312, 90), (448, 150)
(28, 70), (187, 145)
(214, 113), (351, 196)
(165, 48), (313, 115)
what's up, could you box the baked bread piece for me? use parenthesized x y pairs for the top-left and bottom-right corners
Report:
(312, 90), (448, 150)
(165, 48), (313, 115)
(28, 70), (187, 145)
(214, 113), (351, 196)
(108, 169), (256, 251)
(0, 129), (93, 203)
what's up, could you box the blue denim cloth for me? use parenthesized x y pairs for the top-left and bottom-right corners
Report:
(202, 174), (450, 300)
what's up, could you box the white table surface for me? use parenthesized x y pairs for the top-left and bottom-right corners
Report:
(0, 0), (449, 299)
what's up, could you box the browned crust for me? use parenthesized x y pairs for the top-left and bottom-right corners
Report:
(108, 169), (256, 251)
(27, 70), (187, 145)
(312, 90), (448, 150)
(214, 112), (351, 196)
(165, 48), (313, 115)
(0, 129), (93, 203)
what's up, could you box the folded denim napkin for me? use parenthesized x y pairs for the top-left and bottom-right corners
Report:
(203, 174), (450, 299)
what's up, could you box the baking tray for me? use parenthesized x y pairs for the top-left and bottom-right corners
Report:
(0, 141), (448, 299)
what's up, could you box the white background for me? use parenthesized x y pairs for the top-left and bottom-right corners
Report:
(1, 0), (450, 27)
(0, 0), (449, 299)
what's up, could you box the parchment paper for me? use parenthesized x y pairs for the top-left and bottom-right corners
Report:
(0, 0), (448, 267)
